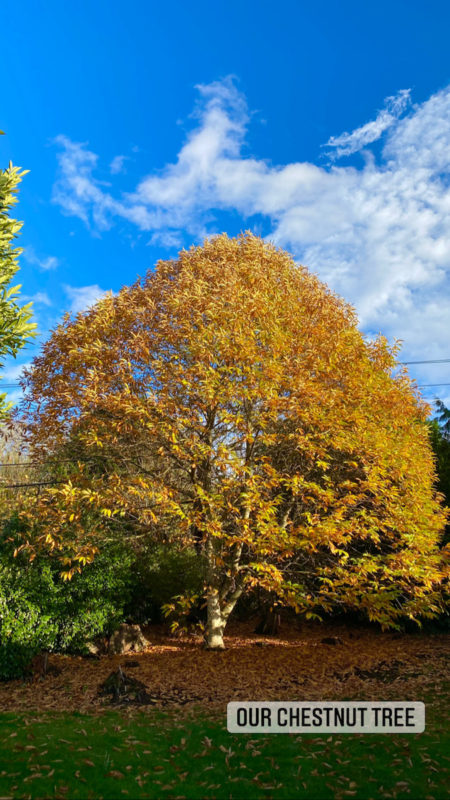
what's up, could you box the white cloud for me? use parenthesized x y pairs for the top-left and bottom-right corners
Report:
(148, 229), (183, 249)
(51, 78), (450, 375)
(63, 284), (112, 315)
(110, 155), (128, 175)
(0, 358), (34, 406)
(23, 246), (60, 271)
(21, 291), (52, 307)
(324, 89), (411, 158)
(52, 136), (117, 231)
(1, 361), (32, 382)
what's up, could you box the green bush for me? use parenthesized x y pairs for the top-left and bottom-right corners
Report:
(0, 563), (59, 680)
(54, 545), (135, 652)
(0, 517), (136, 679)
(125, 544), (205, 625)
(0, 518), (210, 679)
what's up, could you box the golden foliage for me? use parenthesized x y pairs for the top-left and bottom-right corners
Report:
(17, 233), (449, 630)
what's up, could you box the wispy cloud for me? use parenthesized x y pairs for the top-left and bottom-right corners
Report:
(1, 361), (32, 382)
(148, 229), (184, 249)
(51, 78), (450, 371)
(324, 89), (411, 158)
(0, 359), (32, 406)
(52, 136), (117, 231)
(21, 291), (52, 307)
(63, 284), (111, 315)
(23, 245), (60, 271)
(110, 155), (129, 175)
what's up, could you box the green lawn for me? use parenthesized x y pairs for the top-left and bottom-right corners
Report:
(0, 701), (448, 800)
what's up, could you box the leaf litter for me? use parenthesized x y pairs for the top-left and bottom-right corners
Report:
(0, 620), (447, 716)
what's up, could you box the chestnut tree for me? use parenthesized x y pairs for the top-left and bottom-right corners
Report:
(18, 233), (448, 648)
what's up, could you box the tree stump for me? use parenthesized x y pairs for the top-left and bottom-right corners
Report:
(97, 666), (155, 705)
(85, 637), (108, 657)
(108, 624), (150, 655)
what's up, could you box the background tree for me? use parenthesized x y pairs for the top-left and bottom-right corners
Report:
(435, 399), (450, 438)
(428, 400), (450, 547)
(18, 233), (448, 648)
(0, 139), (36, 419)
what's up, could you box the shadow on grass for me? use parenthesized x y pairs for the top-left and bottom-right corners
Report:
(0, 687), (448, 800)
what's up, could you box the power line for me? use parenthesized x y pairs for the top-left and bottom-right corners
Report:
(2, 357), (450, 393)
(398, 359), (450, 365)
(0, 480), (65, 489)
(2, 356), (450, 384)
(4, 382), (450, 392)
(0, 455), (113, 467)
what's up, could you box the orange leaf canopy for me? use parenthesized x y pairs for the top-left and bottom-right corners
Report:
(19, 233), (448, 626)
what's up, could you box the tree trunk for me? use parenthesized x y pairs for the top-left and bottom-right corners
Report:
(205, 587), (225, 649)
(204, 532), (226, 649)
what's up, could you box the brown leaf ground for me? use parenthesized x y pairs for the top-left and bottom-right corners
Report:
(1, 620), (448, 718)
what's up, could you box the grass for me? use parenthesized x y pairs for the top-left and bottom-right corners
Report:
(0, 698), (448, 800)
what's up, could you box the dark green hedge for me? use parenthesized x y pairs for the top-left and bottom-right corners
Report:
(0, 515), (135, 679)
(0, 516), (207, 680)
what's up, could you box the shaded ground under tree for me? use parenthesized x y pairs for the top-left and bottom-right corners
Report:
(0, 620), (448, 715)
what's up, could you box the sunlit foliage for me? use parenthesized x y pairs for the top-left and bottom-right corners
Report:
(17, 233), (448, 647)
(0, 147), (36, 418)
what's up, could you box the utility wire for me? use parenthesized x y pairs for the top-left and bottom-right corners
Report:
(398, 359), (450, 365)
(0, 457), (103, 467)
(2, 361), (450, 398)
(0, 480), (66, 489)
(0, 357), (449, 386)
(3, 382), (450, 395)
(1, 357), (450, 387)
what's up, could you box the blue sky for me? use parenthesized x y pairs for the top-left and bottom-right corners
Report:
(2, 0), (450, 407)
